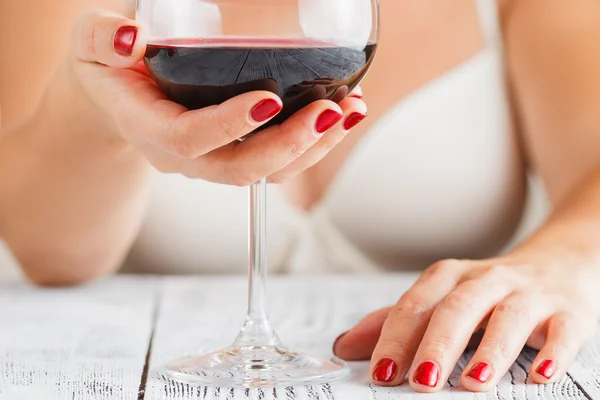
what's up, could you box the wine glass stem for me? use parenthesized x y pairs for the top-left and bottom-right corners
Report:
(234, 178), (280, 347)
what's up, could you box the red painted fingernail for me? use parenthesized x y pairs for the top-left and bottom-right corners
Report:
(467, 362), (493, 383)
(414, 361), (439, 387)
(536, 360), (557, 379)
(372, 358), (398, 383)
(343, 112), (367, 131)
(332, 331), (348, 355)
(349, 93), (363, 98)
(315, 109), (343, 134)
(250, 99), (282, 123)
(114, 26), (138, 56)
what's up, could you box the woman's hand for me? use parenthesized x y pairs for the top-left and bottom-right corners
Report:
(63, 10), (367, 186)
(334, 250), (600, 392)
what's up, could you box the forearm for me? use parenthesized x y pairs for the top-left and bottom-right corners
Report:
(0, 72), (152, 286)
(512, 164), (600, 289)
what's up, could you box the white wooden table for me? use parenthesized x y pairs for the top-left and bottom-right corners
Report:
(0, 275), (599, 400)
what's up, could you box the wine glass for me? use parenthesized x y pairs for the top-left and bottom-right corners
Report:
(137, 0), (379, 388)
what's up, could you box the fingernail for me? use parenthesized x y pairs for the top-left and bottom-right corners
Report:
(114, 26), (138, 56)
(349, 93), (363, 99)
(413, 361), (439, 387)
(343, 112), (367, 131)
(332, 331), (348, 355)
(372, 358), (398, 383)
(467, 362), (493, 383)
(250, 99), (282, 123)
(315, 109), (343, 135)
(536, 360), (557, 379)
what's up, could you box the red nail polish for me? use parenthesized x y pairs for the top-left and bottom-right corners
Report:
(372, 358), (398, 383)
(315, 109), (343, 134)
(536, 360), (557, 379)
(414, 361), (439, 387)
(467, 362), (493, 383)
(250, 99), (282, 123)
(114, 26), (138, 56)
(349, 93), (363, 99)
(343, 112), (367, 131)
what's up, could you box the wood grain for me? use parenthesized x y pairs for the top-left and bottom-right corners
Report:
(0, 277), (156, 400)
(144, 275), (596, 400)
(0, 275), (598, 399)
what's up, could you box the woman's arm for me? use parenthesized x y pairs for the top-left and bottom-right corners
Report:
(507, 0), (600, 257)
(0, 0), (151, 286)
(334, 0), (600, 393)
(0, 95), (152, 287)
(0, 2), (366, 286)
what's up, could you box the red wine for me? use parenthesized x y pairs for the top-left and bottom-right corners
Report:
(144, 38), (377, 130)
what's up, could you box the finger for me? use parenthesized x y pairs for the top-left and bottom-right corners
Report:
(461, 290), (557, 392)
(107, 83), (283, 158)
(194, 100), (344, 186)
(71, 10), (147, 67)
(334, 307), (391, 361)
(530, 311), (594, 384)
(267, 97), (367, 184)
(369, 260), (466, 387)
(167, 92), (283, 157)
(348, 86), (364, 99)
(408, 266), (519, 392)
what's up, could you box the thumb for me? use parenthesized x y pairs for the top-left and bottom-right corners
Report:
(334, 306), (392, 361)
(71, 10), (147, 68)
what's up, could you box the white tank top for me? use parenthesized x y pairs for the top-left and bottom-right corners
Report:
(124, 0), (531, 275)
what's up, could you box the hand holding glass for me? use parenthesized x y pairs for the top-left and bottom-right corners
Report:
(136, 0), (379, 387)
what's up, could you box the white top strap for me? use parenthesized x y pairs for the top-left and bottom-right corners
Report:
(475, 0), (503, 47)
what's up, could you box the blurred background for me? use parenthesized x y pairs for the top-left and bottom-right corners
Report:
(0, 0), (552, 282)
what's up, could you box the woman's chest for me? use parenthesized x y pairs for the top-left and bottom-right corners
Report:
(283, 0), (491, 210)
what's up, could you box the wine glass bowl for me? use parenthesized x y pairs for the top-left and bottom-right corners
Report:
(143, 39), (377, 132)
(137, 0), (379, 388)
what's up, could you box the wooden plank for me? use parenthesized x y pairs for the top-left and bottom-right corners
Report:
(553, 330), (600, 400)
(455, 349), (589, 400)
(146, 275), (596, 399)
(0, 276), (157, 400)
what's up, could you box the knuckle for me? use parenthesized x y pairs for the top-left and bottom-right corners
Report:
(495, 301), (533, 323)
(479, 339), (513, 359)
(84, 24), (97, 56)
(552, 312), (575, 330)
(393, 295), (431, 321)
(167, 119), (200, 159)
(376, 337), (412, 356)
(214, 111), (244, 141)
(226, 164), (256, 187)
(72, 11), (101, 59)
(168, 134), (197, 159)
(548, 336), (574, 356)
(423, 335), (454, 354)
(440, 287), (477, 313)
(483, 264), (514, 281)
(551, 311), (585, 338)
(318, 135), (341, 152)
(427, 259), (463, 276)
(283, 139), (310, 159)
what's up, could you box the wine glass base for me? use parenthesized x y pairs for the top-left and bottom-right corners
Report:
(163, 345), (351, 388)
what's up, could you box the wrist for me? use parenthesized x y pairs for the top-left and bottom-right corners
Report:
(504, 236), (600, 303)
